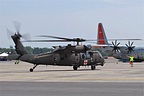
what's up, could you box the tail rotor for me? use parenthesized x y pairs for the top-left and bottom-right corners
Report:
(13, 21), (21, 34)
(6, 21), (30, 40)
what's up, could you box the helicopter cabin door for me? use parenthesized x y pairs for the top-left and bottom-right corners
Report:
(73, 53), (80, 65)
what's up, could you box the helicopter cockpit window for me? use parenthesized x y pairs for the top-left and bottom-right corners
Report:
(86, 52), (91, 59)
(97, 51), (103, 58)
(82, 54), (86, 59)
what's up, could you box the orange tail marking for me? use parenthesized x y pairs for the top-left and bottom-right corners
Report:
(97, 23), (105, 44)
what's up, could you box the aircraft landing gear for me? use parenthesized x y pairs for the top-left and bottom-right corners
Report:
(15, 60), (20, 64)
(91, 65), (96, 70)
(30, 64), (38, 72)
(73, 66), (78, 70)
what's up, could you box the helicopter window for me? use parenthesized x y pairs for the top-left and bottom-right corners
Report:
(97, 51), (103, 58)
(89, 52), (93, 57)
(86, 52), (91, 59)
(82, 54), (86, 59)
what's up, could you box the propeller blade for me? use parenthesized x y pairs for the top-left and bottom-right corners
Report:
(128, 41), (130, 46)
(112, 41), (114, 46)
(117, 42), (120, 46)
(112, 49), (117, 53)
(131, 42), (134, 47)
(115, 40), (117, 46)
(22, 33), (31, 40)
(125, 44), (129, 48)
(132, 46), (135, 49)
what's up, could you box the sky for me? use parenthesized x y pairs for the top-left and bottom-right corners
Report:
(0, 0), (144, 48)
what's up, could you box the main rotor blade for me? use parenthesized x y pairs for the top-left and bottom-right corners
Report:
(37, 35), (73, 41)
(37, 35), (97, 43)
(24, 40), (70, 42)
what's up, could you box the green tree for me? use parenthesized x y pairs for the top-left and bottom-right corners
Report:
(25, 46), (33, 54)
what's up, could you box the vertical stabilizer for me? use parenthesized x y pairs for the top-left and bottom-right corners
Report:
(97, 23), (108, 45)
(11, 33), (28, 55)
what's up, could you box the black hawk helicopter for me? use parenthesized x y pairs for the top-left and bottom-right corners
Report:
(7, 22), (104, 72)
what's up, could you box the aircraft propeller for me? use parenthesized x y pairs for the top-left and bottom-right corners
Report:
(125, 41), (135, 53)
(111, 40), (120, 53)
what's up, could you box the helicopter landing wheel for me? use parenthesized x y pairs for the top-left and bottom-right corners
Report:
(29, 64), (38, 72)
(73, 66), (78, 70)
(30, 68), (33, 72)
(91, 65), (96, 70)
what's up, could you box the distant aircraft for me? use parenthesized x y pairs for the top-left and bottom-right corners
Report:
(0, 53), (8, 61)
(92, 23), (144, 62)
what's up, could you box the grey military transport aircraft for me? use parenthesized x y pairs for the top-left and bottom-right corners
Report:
(7, 22), (104, 72)
(92, 23), (144, 62)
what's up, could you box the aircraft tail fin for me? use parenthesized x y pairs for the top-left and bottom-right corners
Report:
(97, 23), (108, 45)
(11, 33), (28, 55)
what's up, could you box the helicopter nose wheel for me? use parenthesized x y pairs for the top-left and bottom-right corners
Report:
(30, 68), (33, 72)
(91, 65), (96, 70)
(30, 64), (38, 72)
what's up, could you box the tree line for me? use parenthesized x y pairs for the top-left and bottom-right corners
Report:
(0, 46), (111, 56)
(0, 46), (53, 54)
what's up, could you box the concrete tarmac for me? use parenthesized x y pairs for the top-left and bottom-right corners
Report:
(0, 82), (143, 96)
(0, 58), (144, 96)
(0, 58), (144, 82)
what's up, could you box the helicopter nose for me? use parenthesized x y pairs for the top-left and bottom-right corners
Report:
(100, 58), (105, 66)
